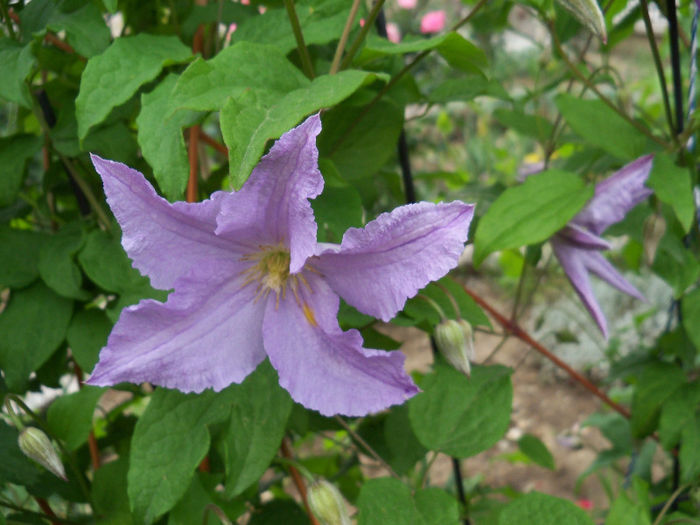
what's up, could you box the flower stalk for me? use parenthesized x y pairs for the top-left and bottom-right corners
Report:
(283, 0), (315, 79)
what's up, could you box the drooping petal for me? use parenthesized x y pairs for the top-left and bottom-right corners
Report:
(87, 259), (267, 392)
(559, 223), (611, 250)
(315, 201), (474, 322)
(574, 155), (654, 235)
(215, 115), (323, 273)
(551, 236), (609, 338)
(578, 247), (646, 301)
(262, 273), (418, 416)
(91, 155), (244, 290)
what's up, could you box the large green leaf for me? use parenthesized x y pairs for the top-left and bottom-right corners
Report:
(223, 362), (292, 497)
(169, 41), (308, 113)
(66, 308), (113, 371)
(357, 478), (421, 525)
(47, 386), (104, 451)
(38, 225), (88, 300)
(555, 94), (651, 160)
(473, 169), (593, 266)
(630, 362), (686, 438)
(0, 134), (42, 207)
(358, 33), (487, 76)
(499, 492), (594, 525)
(605, 492), (651, 525)
(136, 74), (199, 201)
(682, 287), (700, 351)
(494, 108), (554, 142)
(78, 230), (149, 293)
(647, 153), (695, 232)
(0, 227), (47, 289)
(220, 70), (377, 187)
(680, 419), (700, 484)
(0, 38), (35, 107)
(76, 34), (192, 140)
(46, 2), (110, 57)
(128, 388), (234, 524)
(0, 282), (73, 392)
(92, 457), (133, 524)
(414, 487), (460, 525)
(409, 364), (512, 458)
(659, 382), (700, 449)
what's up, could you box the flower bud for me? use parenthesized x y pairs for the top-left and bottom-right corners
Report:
(18, 427), (67, 481)
(434, 319), (474, 376)
(556, 0), (607, 43)
(307, 479), (351, 525)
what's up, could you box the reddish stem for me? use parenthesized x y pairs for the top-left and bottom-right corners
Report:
(198, 456), (210, 472)
(199, 131), (228, 156)
(34, 497), (61, 525)
(280, 437), (320, 525)
(187, 125), (200, 203)
(460, 282), (631, 419)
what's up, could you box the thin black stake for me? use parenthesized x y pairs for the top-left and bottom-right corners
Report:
(667, 0), (684, 134)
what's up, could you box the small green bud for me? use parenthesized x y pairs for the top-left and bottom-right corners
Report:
(18, 427), (67, 481)
(307, 480), (351, 525)
(434, 319), (474, 376)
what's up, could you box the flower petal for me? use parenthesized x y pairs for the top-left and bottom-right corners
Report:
(315, 201), (474, 322)
(215, 115), (323, 273)
(578, 247), (645, 301)
(574, 155), (654, 235)
(262, 273), (418, 416)
(559, 223), (611, 250)
(551, 236), (609, 338)
(87, 259), (267, 392)
(91, 155), (243, 290)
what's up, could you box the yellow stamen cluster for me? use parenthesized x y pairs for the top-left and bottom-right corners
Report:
(240, 245), (314, 312)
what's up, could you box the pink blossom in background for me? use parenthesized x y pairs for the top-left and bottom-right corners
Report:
(224, 23), (237, 46)
(576, 499), (594, 510)
(386, 22), (401, 43)
(240, 0), (249, 4)
(397, 0), (417, 8)
(359, 18), (365, 27)
(420, 10), (446, 33)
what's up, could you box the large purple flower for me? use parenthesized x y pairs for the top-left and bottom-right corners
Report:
(551, 155), (654, 338)
(87, 115), (475, 416)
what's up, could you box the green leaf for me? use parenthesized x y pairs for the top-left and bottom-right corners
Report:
(170, 41), (307, 113)
(605, 491), (651, 525)
(46, 2), (111, 57)
(630, 362), (686, 438)
(473, 170), (593, 266)
(220, 70), (377, 187)
(224, 362), (292, 497)
(652, 230), (700, 298)
(0, 38), (35, 107)
(38, 225), (88, 300)
(78, 230), (149, 293)
(318, 99), (404, 181)
(518, 434), (555, 470)
(555, 94), (651, 160)
(92, 456), (133, 524)
(0, 227), (48, 288)
(358, 33), (487, 76)
(414, 487), (460, 525)
(312, 184), (364, 242)
(66, 308), (113, 371)
(428, 76), (510, 104)
(494, 108), (554, 142)
(0, 134), (42, 207)
(248, 500), (310, 525)
(384, 404), (428, 475)
(169, 473), (246, 525)
(647, 154), (694, 232)
(0, 282), (73, 392)
(409, 364), (512, 458)
(682, 287), (700, 351)
(0, 420), (41, 486)
(76, 34), (192, 140)
(47, 386), (103, 451)
(231, 1), (349, 54)
(499, 492), (594, 525)
(357, 478), (421, 525)
(137, 74), (199, 201)
(128, 387), (234, 524)
(680, 419), (700, 483)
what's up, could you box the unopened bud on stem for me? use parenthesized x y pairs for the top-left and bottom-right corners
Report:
(18, 427), (67, 481)
(307, 479), (351, 525)
(434, 319), (474, 376)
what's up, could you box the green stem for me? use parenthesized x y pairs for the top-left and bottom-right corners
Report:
(639, 0), (677, 143)
(339, 0), (386, 71)
(7, 395), (93, 505)
(202, 504), (233, 525)
(651, 484), (688, 525)
(275, 456), (315, 483)
(549, 21), (671, 149)
(417, 293), (448, 320)
(330, 0), (362, 74)
(59, 155), (112, 232)
(0, 0), (17, 40)
(3, 397), (25, 430)
(330, 0), (489, 154)
(283, 0), (314, 79)
(334, 416), (401, 479)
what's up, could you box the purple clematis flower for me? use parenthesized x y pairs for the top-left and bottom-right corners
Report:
(87, 115), (475, 416)
(551, 155), (654, 338)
